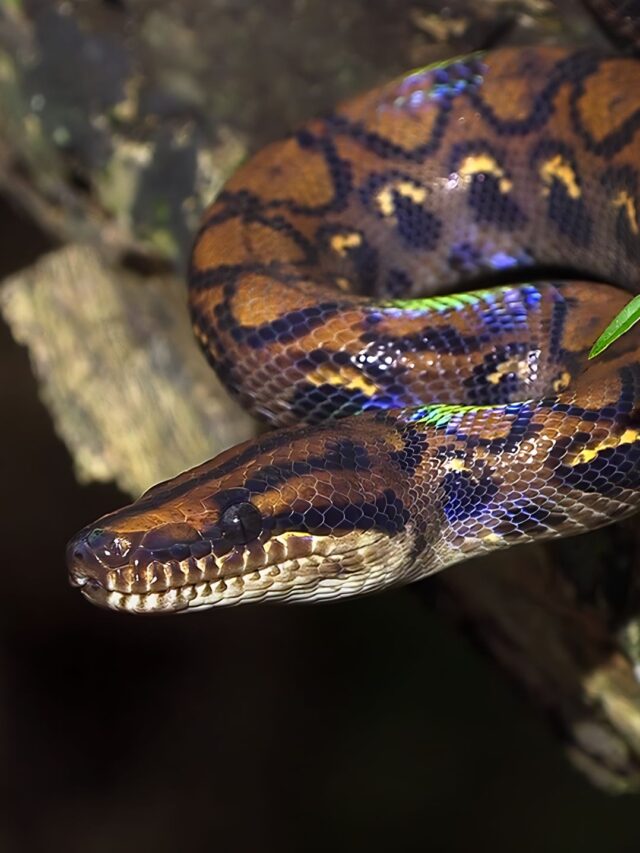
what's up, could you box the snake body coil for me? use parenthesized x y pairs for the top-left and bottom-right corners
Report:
(68, 47), (640, 613)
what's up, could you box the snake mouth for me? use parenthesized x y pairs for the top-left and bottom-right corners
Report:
(67, 527), (402, 613)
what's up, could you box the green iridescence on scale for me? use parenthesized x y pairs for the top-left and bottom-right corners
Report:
(383, 289), (495, 314)
(406, 402), (503, 428)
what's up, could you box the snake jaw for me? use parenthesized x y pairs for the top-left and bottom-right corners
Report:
(67, 525), (419, 613)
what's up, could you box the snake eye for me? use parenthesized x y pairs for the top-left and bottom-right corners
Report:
(219, 501), (263, 545)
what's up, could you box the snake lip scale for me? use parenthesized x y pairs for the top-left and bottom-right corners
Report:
(68, 46), (640, 613)
(67, 525), (405, 612)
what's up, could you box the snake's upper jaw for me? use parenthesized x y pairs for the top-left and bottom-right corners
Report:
(66, 519), (422, 613)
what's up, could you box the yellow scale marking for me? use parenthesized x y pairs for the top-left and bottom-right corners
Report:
(612, 190), (639, 235)
(375, 181), (428, 217)
(330, 232), (363, 255)
(570, 429), (640, 466)
(552, 371), (571, 393)
(486, 358), (530, 385)
(539, 154), (581, 199)
(306, 364), (378, 396)
(444, 457), (470, 473)
(458, 153), (512, 194)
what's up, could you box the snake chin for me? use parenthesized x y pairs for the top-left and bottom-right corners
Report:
(67, 526), (420, 613)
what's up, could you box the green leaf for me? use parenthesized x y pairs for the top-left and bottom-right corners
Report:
(589, 294), (640, 359)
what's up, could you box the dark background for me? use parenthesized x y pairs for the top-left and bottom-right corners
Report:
(3, 1), (640, 851)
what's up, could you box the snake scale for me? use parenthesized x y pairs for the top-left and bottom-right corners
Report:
(67, 46), (640, 613)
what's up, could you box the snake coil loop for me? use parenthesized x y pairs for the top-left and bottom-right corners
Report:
(68, 47), (640, 613)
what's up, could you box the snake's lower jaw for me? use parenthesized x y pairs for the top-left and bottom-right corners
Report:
(69, 527), (421, 614)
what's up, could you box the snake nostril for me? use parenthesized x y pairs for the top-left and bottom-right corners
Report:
(66, 533), (102, 587)
(66, 533), (86, 568)
(67, 528), (118, 575)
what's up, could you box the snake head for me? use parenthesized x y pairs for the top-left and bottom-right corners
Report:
(67, 415), (421, 613)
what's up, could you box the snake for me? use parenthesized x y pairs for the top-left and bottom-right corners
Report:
(67, 46), (640, 614)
